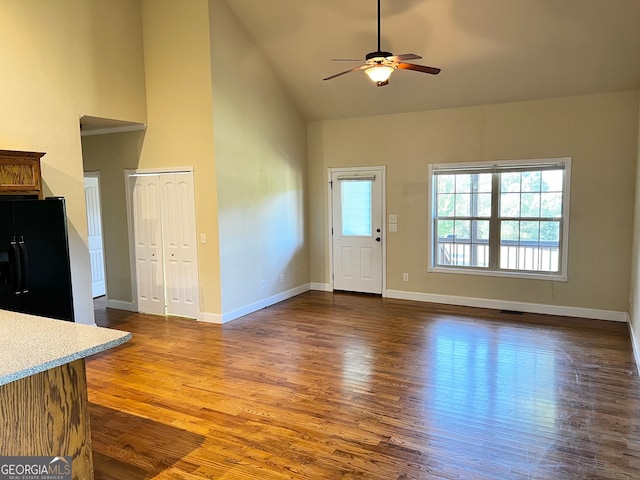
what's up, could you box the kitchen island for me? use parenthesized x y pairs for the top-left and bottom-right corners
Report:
(0, 309), (131, 480)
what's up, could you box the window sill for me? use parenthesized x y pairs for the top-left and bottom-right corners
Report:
(428, 266), (568, 282)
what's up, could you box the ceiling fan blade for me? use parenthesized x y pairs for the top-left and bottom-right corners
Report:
(387, 53), (421, 62)
(323, 65), (365, 81)
(397, 63), (441, 75)
(331, 58), (364, 62)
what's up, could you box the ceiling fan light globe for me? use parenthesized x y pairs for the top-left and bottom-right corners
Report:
(365, 65), (394, 83)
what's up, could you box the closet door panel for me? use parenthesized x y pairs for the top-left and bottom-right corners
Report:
(131, 175), (165, 315)
(161, 173), (199, 318)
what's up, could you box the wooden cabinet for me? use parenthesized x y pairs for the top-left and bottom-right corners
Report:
(0, 150), (44, 199)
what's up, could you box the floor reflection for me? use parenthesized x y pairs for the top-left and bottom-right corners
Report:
(429, 321), (557, 427)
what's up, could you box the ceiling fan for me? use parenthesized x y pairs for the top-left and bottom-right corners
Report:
(323, 0), (441, 87)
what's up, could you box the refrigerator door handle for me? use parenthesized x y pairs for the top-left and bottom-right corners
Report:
(9, 238), (22, 295)
(18, 236), (29, 294)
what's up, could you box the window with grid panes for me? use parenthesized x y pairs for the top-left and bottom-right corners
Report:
(429, 158), (571, 280)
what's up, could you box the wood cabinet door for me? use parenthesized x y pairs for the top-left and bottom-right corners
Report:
(0, 150), (44, 198)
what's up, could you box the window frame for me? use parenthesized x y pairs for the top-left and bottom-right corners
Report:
(427, 157), (571, 281)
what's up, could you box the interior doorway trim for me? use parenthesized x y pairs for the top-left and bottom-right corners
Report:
(124, 166), (200, 318)
(327, 165), (387, 296)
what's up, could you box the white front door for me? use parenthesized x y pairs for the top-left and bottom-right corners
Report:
(331, 168), (384, 294)
(160, 173), (199, 318)
(84, 174), (106, 298)
(131, 174), (166, 315)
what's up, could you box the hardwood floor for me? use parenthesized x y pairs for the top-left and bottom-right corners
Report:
(86, 292), (640, 479)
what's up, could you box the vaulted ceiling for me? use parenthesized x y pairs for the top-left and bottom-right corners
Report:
(225, 0), (640, 121)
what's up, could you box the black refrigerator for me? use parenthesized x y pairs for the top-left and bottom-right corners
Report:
(0, 197), (74, 322)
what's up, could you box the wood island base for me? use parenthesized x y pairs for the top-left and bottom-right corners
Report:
(0, 359), (94, 479)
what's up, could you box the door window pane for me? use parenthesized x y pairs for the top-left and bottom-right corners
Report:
(341, 180), (372, 236)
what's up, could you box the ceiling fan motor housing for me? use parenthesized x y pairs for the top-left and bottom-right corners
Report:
(366, 51), (393, 62)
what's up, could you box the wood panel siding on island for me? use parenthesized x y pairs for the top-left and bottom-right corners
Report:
(0, 359), (93, 479)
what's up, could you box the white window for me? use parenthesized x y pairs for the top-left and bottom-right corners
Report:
(428, 158), (571, 281)
(341, 179), (373, 237)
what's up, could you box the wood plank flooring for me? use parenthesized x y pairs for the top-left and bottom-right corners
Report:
(86, 292), (640, 479)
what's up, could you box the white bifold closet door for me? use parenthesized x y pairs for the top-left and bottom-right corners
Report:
(159, 173), (199, 317)
(130, 172), (199, 319)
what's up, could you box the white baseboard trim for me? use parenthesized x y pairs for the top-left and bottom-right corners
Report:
(629, 319), (640, 376)
(198, 311), (224, 324)
(385, 289), (628, 323)
(209, 284), (311, 324)
(106, 299), (137, 312)
(310, 282), (332, 292)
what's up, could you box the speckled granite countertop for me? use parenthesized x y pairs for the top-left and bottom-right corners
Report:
(0, 309), (131, 386)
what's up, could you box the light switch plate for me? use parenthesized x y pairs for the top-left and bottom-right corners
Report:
(389, 214), (398, 223)
(389, 223), (398, 232)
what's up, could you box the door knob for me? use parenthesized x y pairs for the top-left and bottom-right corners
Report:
(376, 237), (381, 242)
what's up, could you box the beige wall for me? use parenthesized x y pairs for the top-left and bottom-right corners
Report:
(79, 0), (308, 321)
(309, 91), (639, 313)
(82, 130), (145, 303)
(0, 0), (147, 324)
(140, 0), (222, 315)
(210, 0), (308, 317)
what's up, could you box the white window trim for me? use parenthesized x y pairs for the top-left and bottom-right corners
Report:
(427, 157), (571, 282)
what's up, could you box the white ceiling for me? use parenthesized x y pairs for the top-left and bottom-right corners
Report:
(225, 0), (640, 121)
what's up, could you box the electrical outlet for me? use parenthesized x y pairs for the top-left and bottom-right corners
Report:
(279, 273), (284, 283)
(261, 279), (266, 289)
(200, 233), (207, 244)
(403, 273), (409, 281)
